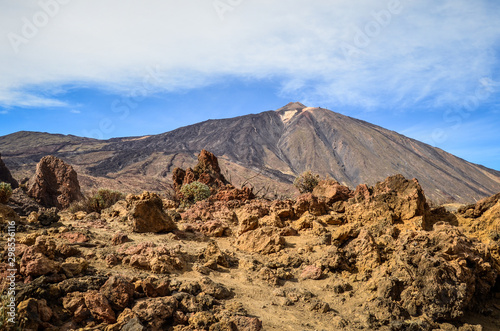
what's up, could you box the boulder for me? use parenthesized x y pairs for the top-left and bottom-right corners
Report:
(372, 174), (428, 220)
(135, 276), (170, 298)
(100, 276), (135, 311)
(27, 156), (83, 209)
(236, 227), (285, 254)
(126, 192), (176, 233)
(294, 193), (327, 217)
(230, 316), (263, 331)
(84, 290), (116, 323)
(0, 153), (18, 189)
(299, 265), (323, 280)
(312, 179), (353, 203)
(132, 297), (178, 329)
(345, 174), (428, 226)
(62, 292), (91, 323)
(198, 277), (233, 299)
(19, 247), (60, 277)
(370, 223), (497, 322)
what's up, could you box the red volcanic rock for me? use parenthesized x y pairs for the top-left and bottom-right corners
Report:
(0, 153), (18, 189)
(100, 276), (135, 311)
(312, 179), (353, 203)
(173, 150), (229, 193)
(63, 292), (90, 323)
(84, 290), (116, 324)
(111, 232), (130, 245)
(60, 232), (89, 243)
(173, 149), (254, 201)
(27, 156), (83, 209)
(20, 246), (60, 277)
(213, 185), (255, 202)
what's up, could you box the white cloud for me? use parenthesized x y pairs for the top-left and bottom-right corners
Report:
(0, 0), (499, 109)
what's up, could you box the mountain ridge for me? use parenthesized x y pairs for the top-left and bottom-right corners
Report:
(1, 103), (499, 204)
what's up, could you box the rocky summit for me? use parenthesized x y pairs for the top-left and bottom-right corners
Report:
(1, 103), (500, 204)
(1, 150), (500, 330)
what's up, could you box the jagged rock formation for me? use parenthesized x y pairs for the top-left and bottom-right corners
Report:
(173, 149), (230, 194)
(173, 149), (254, 202)
(27, 155), (83, 209)
(0, 152), (18, 188)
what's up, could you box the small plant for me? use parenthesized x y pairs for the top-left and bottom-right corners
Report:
(69, 188), (125, 213)
(180, 181), (211, 204)
(0, 182), (13, 204)
(293, 171), (320, 193)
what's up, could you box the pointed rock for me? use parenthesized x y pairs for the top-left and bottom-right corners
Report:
(27, 155), (83, 209)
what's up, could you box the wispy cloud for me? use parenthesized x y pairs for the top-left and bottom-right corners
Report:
(0, 89), (68, 108)
(0, 0), (499, 110)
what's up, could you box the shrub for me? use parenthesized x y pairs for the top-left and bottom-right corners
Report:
(180, 181), (211, 204)
(0, 182), (13, 204)
(293, 171), (320, 193)
(69, 188), (125, 213)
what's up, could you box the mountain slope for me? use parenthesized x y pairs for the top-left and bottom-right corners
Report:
(1, 103), (499, 203)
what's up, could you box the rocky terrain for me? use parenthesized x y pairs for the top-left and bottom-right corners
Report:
(1, 150), (500, 330)
(1, 103), (500, 204)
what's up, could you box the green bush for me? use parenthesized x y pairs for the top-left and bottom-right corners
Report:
(0, 182), (13, 204)
(69, 188), (125, 213)
(180, 181), (211, 204)
(293, 171), (320, 193)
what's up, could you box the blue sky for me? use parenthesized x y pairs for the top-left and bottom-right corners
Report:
(0, 0), (499, 170)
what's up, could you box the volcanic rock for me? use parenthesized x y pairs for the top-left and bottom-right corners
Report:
(84, 290), (116, 323)
(312, 179), (353, 203)
(173, 149), (229, 193)
(7, 188), (42, 216)
(126, 192), (176, 233)
(236, 227), (285, 254)
(132, 296), (178, 329)
(27, 155), (83, 209)
(173, 149), (254, 201)
(459, 192), (500, 218)
(100, 276), (135, 311)
(0, 203), (20, 225)
(345, 174), (428, 226)
(0, 153), (18, 189)
(19, 247), (61, 277)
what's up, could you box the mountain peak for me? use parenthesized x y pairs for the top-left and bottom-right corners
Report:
(277, 102), (307, 112)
